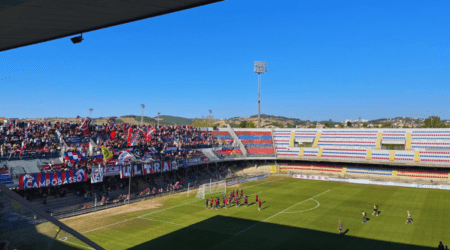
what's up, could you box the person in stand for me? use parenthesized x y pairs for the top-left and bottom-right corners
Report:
(338, 220), (343, 237)
(438, 242), (445, 250)
(258, 197), (262, 211)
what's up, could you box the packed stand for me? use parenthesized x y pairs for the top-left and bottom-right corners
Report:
(0, 120), (61, 160)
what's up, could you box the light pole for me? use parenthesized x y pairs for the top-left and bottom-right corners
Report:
(140, 104), (145, 125)
(157, 112), (160, 127)
(209, 110), (213, 127)
(254, 62), (267, 128)
(89, 108), (93, 119)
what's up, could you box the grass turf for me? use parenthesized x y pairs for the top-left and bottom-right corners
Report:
(58, 176), (450, 250)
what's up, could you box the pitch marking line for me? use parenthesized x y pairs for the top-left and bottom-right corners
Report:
(281, 199), (320, 214)
(58, 238), (95, 250)
(234, 189), (330, 235)
(138, 217), (189, 227)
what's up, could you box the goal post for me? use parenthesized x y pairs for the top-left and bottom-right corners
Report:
(195, 180), (227, 199)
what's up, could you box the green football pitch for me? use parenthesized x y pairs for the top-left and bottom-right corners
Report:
(57, 176), (450, 250)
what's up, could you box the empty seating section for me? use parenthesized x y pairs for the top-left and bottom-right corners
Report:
(211, 131), (233, 144)
(397, 170), (448, 179)
(419, 151), (450, 163)
(394, 150), (415, 162)
(321, 147), (367, 160)
(279, 163), (343, 173)
(273, 130), (291, 152)
(318, 131), (377, 148)
(234, 130), (275, 156)
(302, 148), (319, 158)
(382, 131), (406, 142)
(411, 131), (450, 150)
(277, 147), (300, 157)
(371, 150), (390, 161)
(346, 167), (392, 176)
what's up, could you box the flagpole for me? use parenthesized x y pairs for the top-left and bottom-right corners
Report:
(128, 163), (131, 204)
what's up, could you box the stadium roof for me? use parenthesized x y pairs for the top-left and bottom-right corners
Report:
(0, 0), (222, 52)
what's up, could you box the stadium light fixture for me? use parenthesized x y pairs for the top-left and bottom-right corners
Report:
(158, 112), (160, 127)
(141, 104), (145, 125)
(71, 33), (84, 44)
(254, 62), (267, 128)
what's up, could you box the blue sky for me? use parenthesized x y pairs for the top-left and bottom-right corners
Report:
(1, 0), (449, 122)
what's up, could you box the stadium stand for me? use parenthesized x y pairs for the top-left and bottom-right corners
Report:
(233, 129), (275, 157)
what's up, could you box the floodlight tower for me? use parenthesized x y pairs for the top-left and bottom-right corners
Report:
(89, 108), (93, 119)
(157, 112), (160, 127)
(254, 62), (267, 128)
(141, 104), (145, 125)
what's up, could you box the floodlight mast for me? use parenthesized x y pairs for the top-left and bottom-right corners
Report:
(141, 104), (145, 125)
(254, 62), (267, 128)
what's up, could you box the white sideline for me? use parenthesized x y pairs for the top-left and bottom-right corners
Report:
(234, 189), (330, 235)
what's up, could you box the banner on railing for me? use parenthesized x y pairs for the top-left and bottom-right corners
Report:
(19, 169), (88, 190)
(104, 165), (120, 174)
(91, 169), (103, 183)
(293, 174), (329, 181)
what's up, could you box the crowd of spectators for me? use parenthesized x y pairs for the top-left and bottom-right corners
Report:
(0, 120), (61, 160)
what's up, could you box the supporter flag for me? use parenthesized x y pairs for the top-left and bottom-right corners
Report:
(75, 115), (80, 120)
(80, 117), (91, 135)
(145, 128), (156, 141)
(143, 163), (154, 175)
(102, 146), (113, 163)
(91, 168), (103, 183)
(130, 132), (140, 146)
(127, 128), (133, 146)
(133, 164), (143, 176)
(110, 131), (117, 139)
(118, 151), (135, 164)
(120, 164), (133, 179)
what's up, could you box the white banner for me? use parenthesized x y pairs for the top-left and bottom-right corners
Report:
(293, 174), (329, 181)
(323, 177), (450, 190)
(91, 169), (103, 183)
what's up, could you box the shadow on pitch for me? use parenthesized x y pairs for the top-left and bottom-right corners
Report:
(127, 215), (435, 250)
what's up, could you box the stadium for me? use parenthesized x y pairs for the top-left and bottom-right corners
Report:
(1, 1), (450, 250)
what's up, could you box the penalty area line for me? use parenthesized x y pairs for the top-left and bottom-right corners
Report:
(234, 189), (330, 235)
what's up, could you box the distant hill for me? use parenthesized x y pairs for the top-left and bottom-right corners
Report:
(157, 115), (193, 125)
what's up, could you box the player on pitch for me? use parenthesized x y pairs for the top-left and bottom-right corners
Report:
(258, 197), (262, 211)
(244, 196), (248, 207)
(372, 203), (379, 216)
(338, 220), (343, 237)
(362, 210), (368, 223)
(406, 211), (413, 224)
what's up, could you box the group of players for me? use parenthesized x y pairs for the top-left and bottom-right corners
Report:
(206, 189), (262, 211)
(338, 203), (414, 237)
